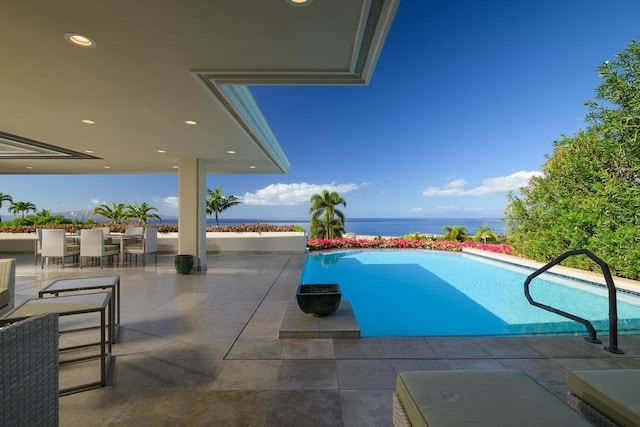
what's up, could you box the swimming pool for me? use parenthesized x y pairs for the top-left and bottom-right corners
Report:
(300, 250), (640, 337)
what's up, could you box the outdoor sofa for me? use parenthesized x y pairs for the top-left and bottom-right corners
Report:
(0, 258), (15, 317)
(567, 369), (640, 427)
(0, 313), (59, 426)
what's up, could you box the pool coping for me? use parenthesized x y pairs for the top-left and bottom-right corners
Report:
(462, 248), (640, 295)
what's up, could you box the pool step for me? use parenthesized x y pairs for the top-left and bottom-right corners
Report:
(279, 300), (360, 339)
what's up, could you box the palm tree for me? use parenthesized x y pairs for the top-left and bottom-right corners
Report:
(8, 201), (37, 218)
(125, 202), (161, 226)
(92, 202), (128, 224)
(34, 208), (52, 219)
(206, 186), (243, 226)
(441, 225), (469, 242)
(308, 190), (347, 239)
(473, 222), (499, 244)
(0, 192), (13, 222)
(310, 216), (346, 240)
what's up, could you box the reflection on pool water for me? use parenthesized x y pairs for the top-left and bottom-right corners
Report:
(300, 250), (640, 337)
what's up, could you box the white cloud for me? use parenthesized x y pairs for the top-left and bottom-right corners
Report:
(163, 196), (179, 208)
(422, 170), (542, 197)
(90, 198), (102, 206)
(409, 207), (424, 212)
(242, 182), (366, 206)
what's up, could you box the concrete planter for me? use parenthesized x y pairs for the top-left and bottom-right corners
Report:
(296, 284), (342, 316)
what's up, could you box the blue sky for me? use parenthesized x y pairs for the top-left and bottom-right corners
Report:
(2, 0), (640, 220)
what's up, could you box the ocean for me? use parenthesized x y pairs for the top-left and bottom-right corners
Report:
(153, 217), (505, 237)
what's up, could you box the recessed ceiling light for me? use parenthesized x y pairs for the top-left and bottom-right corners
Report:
(286, 0), (313, 6)
(227, 150), (236, 154)
(249, 165), (256, 169)
(81, 119), (95, 124)
(172, 165), (178, 169)
(85, 150), (94, 154)
(26, 166), (34, 170)
(64, 33), (97, 48)
(157, 149), (166, 154)
(104, 166), (111, 169)
(184, 120), (198, 125)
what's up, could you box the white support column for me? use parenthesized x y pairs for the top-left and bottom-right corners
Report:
(178, 158), (207, 271)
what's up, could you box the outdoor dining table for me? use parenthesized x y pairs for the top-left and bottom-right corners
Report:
(70, 232), (143, 266)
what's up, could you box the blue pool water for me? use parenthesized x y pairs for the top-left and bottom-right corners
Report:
(300, 250), (640, 337)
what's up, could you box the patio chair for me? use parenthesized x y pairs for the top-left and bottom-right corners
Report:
(80, 229), (119, 268)
(123, 227), (158, 266)
(0, 313), (59, 427)
(0, 258), (16, 317)
(33, 227), (43, 265)
(124, 226), (144, 235)
(41, 229), (80, 268)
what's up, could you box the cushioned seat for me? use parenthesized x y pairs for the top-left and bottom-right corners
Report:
(567, 369), (640, 427)
(394, 370), (591, 427)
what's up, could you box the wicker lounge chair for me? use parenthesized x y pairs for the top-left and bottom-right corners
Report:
(0, 258), (16, 317)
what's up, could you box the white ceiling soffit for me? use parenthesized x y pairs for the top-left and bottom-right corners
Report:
(0, 0), (400, 175)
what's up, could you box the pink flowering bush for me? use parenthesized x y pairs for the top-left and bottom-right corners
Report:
(155, 224), (300, 233)
(206, 224), (299, 233)
(306, 237), (513, 254)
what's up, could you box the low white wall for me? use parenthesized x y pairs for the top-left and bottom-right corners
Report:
(0, 232), (307, 254)
(161, 232), (306, 253)
(0, 233), (36, 253)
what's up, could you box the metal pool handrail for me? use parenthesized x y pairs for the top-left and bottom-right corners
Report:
(523, 249), (623, 354)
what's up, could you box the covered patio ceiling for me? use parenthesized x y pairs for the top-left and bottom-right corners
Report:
(0, 0), (400, 175)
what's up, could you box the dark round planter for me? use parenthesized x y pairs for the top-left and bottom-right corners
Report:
(296, 283), (341, 316)
(174, 254), (194, 274)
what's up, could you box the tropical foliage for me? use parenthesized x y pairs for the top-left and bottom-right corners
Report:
(504, 38), (640, 279)
(441, 225), (469, 242)
(8, 201), (36, 218)
(206, 186), (242, 226)
(306, 237), (513, 253)
(125, 202), (161, 226)
(473, 223), (500, 243)
(92, 202), (129, 224)
(308, 190), (347, 239)
(403, 231), (436, 240)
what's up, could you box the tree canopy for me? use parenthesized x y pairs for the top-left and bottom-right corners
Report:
(206, 186), (242, 226)
(473, 223), (499, 244)
(0, 192), (12, 222)
(441, 225), (469, 242)
(504, 38), (640, 279)
(126, 202), (161, 226)
(9, 201), (36, 218)
(308, 190), (347, 239)
(92, 202), (128, 224)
